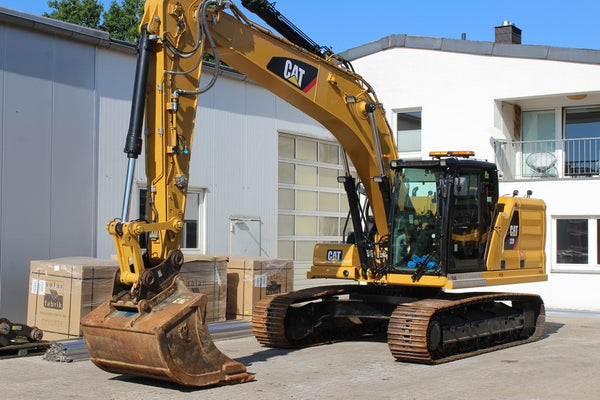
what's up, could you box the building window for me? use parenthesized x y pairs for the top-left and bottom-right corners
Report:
(278, 133), (350, 271)
(395, 110), (421, 153)
(563, 107), (600, 176)
(522, 110), (556, 177)
(556, 219), (587, 264)
(555, 217), (600, 271)
(183, 191), (205, 250)
(139, 188), (206, 252)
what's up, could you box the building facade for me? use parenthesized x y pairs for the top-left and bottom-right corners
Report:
(342, 31), (600, 310)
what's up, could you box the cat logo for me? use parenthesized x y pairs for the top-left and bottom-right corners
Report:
(327, 250), (343, 261)
(267, 57), (318, 93)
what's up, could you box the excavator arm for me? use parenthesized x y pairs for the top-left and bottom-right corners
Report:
(111, 0), (397, 297)
(82, 0), (397, 387)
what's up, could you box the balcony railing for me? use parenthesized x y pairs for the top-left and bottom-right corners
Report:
(494, 137), (600, 180)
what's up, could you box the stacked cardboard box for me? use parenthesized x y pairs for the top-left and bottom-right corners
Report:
(27, 257), (118, 341)
(180, 254), (227, 323)
(27, 254), (228, 340)
(226, 257), (294, 321)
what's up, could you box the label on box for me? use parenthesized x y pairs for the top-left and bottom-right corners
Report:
(43, 280), (65, 310)
(31, 279), (47, 296)
(254, 274), (267, 288)
(44, 290), (64, 310)
(266, 280), (282, 295)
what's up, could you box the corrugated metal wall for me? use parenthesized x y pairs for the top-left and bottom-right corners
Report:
(0, 25), (97, 320)
(184, 73), (332, 259)
(95, 48), (136, 259)
(0, 13), (335, 322)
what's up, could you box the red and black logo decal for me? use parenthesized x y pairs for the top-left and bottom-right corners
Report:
(267, 57), (318, 93)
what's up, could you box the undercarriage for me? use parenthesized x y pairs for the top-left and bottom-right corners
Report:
(252, 285), (545, 363)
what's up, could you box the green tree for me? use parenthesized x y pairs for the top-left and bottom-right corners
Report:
(102, 0), (145, 42)
(44, 0), (104, 29)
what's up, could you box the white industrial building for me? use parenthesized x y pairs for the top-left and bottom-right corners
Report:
(1, 8), (599, 322)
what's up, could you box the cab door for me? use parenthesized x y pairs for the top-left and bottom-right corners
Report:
(447, 168), (495, 273)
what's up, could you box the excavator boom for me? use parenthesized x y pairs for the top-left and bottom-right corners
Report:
(82, 0), (397, 386)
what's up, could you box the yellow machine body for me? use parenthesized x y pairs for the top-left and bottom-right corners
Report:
(82, 0), (549, 383)
(310, 195), (547, 289)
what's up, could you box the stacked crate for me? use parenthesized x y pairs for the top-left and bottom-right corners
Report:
(226, 257), (294, 321)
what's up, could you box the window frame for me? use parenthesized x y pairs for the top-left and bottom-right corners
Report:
(393, 107), (422, 155)
(552, 215), (600, 274)
(137, 185), (207, 254)
(520, 108), (559, 178)
(181, 189), (207, 253)
(562, 106), (600, 177)
(277, 132), (350, 262)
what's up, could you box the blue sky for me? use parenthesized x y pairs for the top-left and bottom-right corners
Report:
(4, 0), (600, 52)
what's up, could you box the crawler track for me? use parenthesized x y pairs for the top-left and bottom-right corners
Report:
(388, 293), (545, 363)
(252, 285), (364, 348)
(253, 285), (545, 363)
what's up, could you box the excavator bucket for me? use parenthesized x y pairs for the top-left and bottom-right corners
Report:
(80, 276), (253, 387)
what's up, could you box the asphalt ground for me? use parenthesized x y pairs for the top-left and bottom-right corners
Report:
(1, 310), (599, 400)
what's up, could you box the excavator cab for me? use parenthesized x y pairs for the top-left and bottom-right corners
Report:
(389, 152), (499, 279)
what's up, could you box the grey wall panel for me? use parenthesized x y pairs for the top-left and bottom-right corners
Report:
(94, 48), (135, 259)
(0, 26), (97, 320)
(191, 78), (329, 259)
(1, 28), (54, 320)
(191, 78), (279, 257)
(49, 40), (95, 258)
(0, 25), (5, 305)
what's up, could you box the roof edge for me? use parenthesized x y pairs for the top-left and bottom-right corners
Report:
(0, 6), (135, 54)
(0, 7), (250, 81)
(340, 34), (600, 65)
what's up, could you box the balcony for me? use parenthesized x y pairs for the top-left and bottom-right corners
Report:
(494, 137), (600, 180)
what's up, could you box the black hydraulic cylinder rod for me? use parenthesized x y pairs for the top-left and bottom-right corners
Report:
(242, 0), (331, 58)
(341, 175), (371, 276)
(124, 24), (154, 159)
(365, 102), (393, 223)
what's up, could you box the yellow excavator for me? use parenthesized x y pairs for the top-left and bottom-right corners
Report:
(81, 0), (547, 386)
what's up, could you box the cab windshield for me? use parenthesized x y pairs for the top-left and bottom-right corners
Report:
(390, 167), (443, 274)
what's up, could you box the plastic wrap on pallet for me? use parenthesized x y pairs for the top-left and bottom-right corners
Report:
(180, 254), (227, 323)
(27, 257), (118, 341)
(27, 255), (228, 337)
(226, 257), (294, 320)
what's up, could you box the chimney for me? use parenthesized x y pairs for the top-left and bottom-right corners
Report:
(495, 21), (521, 44)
